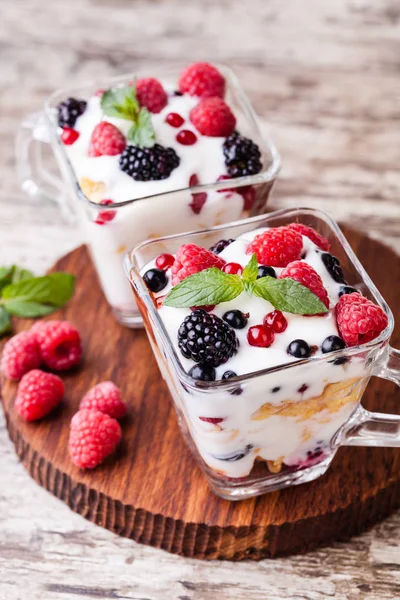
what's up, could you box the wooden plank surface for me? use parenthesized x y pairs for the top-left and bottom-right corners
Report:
(0, 0), (399, 598)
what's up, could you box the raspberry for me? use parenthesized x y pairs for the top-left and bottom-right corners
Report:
(88, 122), (126, 157)
(335, 293), (388, 347)
(69, 408), (121, 469)
(57, 97), (87, 128)
(80, 381), (127, 419)
(171, 243), (226, 285)
(223, 133), (262, 178)
(246, 227), (303, 268)
(1, 331), (41, 380)
(32, 320), (82, 371)
(178, 62), (225, 98)
(288, 223), (330, 251)
(136, 78), (168, 113)
(190, 98), (236, 137)
(15, 369), (64, 421)
(178, 309), (238, 367)
(280, 261), (329, 308)
(119, 144), (180, 181)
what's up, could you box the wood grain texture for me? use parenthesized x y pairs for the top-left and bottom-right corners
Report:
(1, 228), (399, 563)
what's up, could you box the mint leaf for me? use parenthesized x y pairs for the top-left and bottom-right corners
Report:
(163, 268), (243, 308)
(0, 307), (11, 336)
(1, 273), (75, 308)
(253, 277), (328, 315)
(127, 108), (155, 147)
(0, 266), (14, 293)
(5, 300), (55, 318)
(11, 266), (34, 284)
(101, 86), (139, 121)
(242, 253), (258, 284)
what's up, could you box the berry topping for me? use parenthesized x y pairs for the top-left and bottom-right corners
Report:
(339, 285), (360, 297)
(247, 325), (275, 348)
(15, 369), (64, 421)
(190, 304), (216, 312)
(222, 370), (243, 395)
(212, 444), (253, 462)
(143, 268), (168, 293)
(69, 408), (122, 469)
(57, 97), (87, 128)
(178, 309), (238, 367)
(165, 112), (185, 128)
(288, 223), (330, 251)
(1, 331), (41, 380)
(222, 310), (248, 329)
(222, 262), (243, 275)
(257, 265), (277, 279)
(199, 416), (224, 424)
(287, 339), (312, 359)
(246, 227), (303, 268)
(177, 130), (197, 145)
(80, 381), (127, 419)
(335, 293), (388, 347)
(263, 310), (288, 333)
(321, 335), (346, 354)
(321, 253), (346, 284)
(88, 122), (126, 157)
(119, 143), (180, 181)
(171, 243), (225, 285)
(32, 320), (82, 371)
(136, 77), (168, 113)
(95, 199), (117, 225)
(223, 132), (262, 178)
(237, 185), (257, 211)
(280, 261), (329, 309)
(209, 239), (234, 255)
(188, 362), (216, 381)
(190, 98), (236, 137)
(298, 383), (309, 394)
(155, 253), (175, 271)
(188, 173), (207, 214)
(61, 127), (79, 145)
(178, 62), (225, 98)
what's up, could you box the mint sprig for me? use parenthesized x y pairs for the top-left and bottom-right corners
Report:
(163, 254), (328, 315)
(101, 84), (155, 147)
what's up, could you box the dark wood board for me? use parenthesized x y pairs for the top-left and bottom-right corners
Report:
(1, 226), (399, 560)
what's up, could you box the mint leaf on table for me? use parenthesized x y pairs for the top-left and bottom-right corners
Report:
(163, 268), (243, 308)
(4, 300), (55, 318)
(0, 306), (11, 336)
(252, 277), (328, 315)
(1, 273), (75, 308)
(11, 266), (34, 283)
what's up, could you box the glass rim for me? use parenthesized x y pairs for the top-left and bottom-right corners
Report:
(43, 64), (281, 209)
(126, 207), (394, 392)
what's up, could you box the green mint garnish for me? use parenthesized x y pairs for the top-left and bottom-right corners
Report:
(101, 84), (155, 147)
(163, 254), (328, 315)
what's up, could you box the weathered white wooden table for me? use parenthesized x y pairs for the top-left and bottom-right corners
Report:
(1, 1), (400, 598)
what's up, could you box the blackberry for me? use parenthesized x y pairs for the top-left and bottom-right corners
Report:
(57, 97), (87, 128)
(178, 309), (238, 368)
(119, 143), (180, 181)
(257, 265), (277, 279)
(321, 253), (346, 284)
(223, 132), (262, 178)
(209, 238), (234, 254)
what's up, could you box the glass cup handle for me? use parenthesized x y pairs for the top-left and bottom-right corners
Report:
(343, 346), (400, 447)
(15, 112), (75, 222)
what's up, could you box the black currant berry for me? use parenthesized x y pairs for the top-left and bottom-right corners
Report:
(143, 268), (168, 293)
(287, 339), (312, 359)
(222, 309), (248, 329)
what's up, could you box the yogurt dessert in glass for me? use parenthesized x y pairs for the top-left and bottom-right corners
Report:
(126, 208), (400, 499)
(17, 63), (280, 326)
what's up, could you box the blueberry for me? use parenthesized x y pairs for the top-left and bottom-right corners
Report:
(321, 253), (346, 284)
(212, 444), (253, 462)
(222, 370), (242, 395)
(287, 339), (312, 359)
(222, 309), (248, 329)
(338, 285), (359, 297)
(209, 239), (234, 254)
(143, 268), (168, 293)
(257, 265), (277, 279)
(188, 363), (216, 381)
(321, 335), (346, 354)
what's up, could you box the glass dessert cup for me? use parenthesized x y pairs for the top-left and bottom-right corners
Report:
(16, 66), (281, 328)
(126, 207), (400, 500)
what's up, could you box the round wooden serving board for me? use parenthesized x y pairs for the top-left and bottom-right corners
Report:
(1, 226), (400, 560)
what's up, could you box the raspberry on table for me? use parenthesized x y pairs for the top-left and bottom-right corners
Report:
(32, 320), (82, 371)
(80, 381), (127, 419)
(335, 293), (388, 346)
(171, 243), (226, 284)
(223, 133), (262, 178)
(136, 77), (168, 113)
(246, 226), (303, 268)
(1, 330), (41, 380)
(178, 62), (225, 98)
(69, 408), (122, 469)
(88, 122), (126, 157)
(57, 97), (87, 128)
(119, 144), (180, 181)
(280, 260), (330, 308)
(15, 369), (64, 421)
(190, 97), (236, 137)
(178, 309), (238, 367)
(287, 223), (330, 251)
